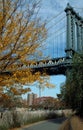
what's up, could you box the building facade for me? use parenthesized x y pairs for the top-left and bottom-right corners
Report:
(27, 93), (37, 106)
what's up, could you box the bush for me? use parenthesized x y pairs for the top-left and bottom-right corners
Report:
(0, 109), (64, 129)
(12, 111), (21, 128)
(60, 53), (83, 117)
(0, 125), (8, 130)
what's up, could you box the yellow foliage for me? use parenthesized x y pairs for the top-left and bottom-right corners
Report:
(0, 1), (46, 79)
(0, 0), (55, 105)
(1, 94), (9, 99)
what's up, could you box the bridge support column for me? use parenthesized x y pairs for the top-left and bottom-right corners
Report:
(65, 3), (83, 55)
(72, 14), (76, 51)
(65, 3), (73, 57)
(77, 21), (82, 52)
(81, 24), (83, 51)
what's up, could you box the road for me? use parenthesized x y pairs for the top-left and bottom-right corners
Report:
(22, 118), (66, 130)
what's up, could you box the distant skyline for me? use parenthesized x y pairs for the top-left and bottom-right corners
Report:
(23, 0), (83, 99)
(23, 75), (66, 99)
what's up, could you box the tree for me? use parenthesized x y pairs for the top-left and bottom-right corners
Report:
(60, 53), (83, 116)
(0, 84), (31, 108)
(0, 0), (47, 104)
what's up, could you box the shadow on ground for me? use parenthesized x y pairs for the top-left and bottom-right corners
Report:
(22, 117), (67, 130)
(47, 117), (67, 124)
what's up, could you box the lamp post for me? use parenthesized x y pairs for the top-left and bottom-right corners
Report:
(39, 84), (41, 97)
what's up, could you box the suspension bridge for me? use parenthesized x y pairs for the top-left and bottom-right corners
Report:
(25, 3), (83, 75)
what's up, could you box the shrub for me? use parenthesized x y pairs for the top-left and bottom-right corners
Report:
(0, 125), (8, 130)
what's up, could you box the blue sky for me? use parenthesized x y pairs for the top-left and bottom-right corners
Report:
(37, 0), (83, 59)
(23, 0), (83, 99)
(25, 75), (66, 98)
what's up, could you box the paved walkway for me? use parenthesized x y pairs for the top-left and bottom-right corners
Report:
(21, 118), (66, 130)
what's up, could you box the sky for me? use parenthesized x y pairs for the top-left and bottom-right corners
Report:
(23, 0), (83, 99)
(27, 75), (66, 98)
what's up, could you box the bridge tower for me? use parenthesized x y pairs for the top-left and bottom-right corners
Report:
(65, 3), (83, 57)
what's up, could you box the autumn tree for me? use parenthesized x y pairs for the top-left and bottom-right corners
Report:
(0, 0), (47, 105)
(42, 97), (56, 110)
(33, 97), (62, 110)
(60, 53), (83, 116)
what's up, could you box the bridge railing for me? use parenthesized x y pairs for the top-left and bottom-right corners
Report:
(20, 56), (72, 69)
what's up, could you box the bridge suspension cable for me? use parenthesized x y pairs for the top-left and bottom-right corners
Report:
(72, 6), (83, 16)
(34, 8), (67, 59)
(73, 7), (83, 9)
(47, 26), (66, 39)
(43, 29), (66, 58)
(45, 10), (64, 25)
(47, 16), (66, 31)
(43, 12), (66, 59)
